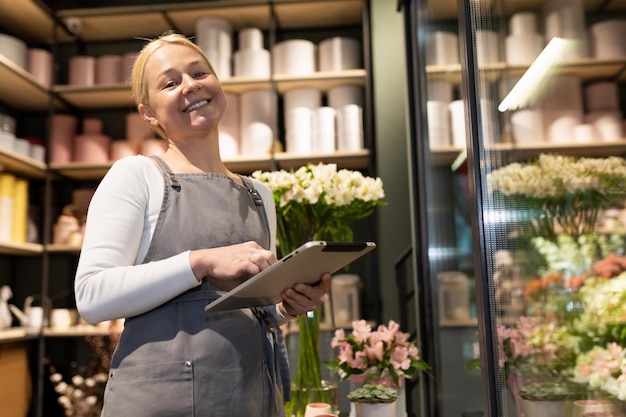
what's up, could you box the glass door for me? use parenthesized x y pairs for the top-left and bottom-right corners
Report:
(401, 1), (485, 417)
(403, 0), (626, 417)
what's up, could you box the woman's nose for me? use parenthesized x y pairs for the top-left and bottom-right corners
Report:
(181, 74), (201, 93)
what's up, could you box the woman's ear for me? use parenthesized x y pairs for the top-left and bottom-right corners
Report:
(138, 103), (158, 126)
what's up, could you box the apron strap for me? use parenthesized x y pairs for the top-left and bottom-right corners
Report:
(253, 307), (292, 407)
(149, 155), (181, 190)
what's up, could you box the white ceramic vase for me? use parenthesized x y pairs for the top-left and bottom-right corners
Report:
(520, 399), (565, 417)
(355, 401), (397, 417)
(349, 381), (406, 417)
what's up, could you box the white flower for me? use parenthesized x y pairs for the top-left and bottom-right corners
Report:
(58, 395), (72, 408)
(488, 154), (626, 199)
(251, 163), (385, 254)
(50, 373), (64, 383)
(71, 375), (84, 386)
(54, 381), (69, 394)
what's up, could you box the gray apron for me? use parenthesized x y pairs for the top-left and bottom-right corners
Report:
(100, 156), (289, 417)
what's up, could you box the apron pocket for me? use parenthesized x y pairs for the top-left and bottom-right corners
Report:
(102, 360), (194, 417)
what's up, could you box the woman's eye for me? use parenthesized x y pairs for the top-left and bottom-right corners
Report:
(164, 81), (177, 88)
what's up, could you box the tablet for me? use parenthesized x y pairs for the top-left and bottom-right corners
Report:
(204, 241), (376, 312)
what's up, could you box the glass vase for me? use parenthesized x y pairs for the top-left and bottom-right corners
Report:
(287, 380), (340, 417)
(284, 309), (338, 417)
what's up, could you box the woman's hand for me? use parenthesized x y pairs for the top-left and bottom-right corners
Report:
(279, 273), (332, 318)
(189, 241), (277, 282)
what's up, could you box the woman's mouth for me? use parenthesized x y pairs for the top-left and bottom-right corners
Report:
(184, 99), (209, 113)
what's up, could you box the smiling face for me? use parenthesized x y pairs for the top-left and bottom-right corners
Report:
(137, 42), (227, 140)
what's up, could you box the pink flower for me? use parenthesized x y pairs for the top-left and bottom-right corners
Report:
(337, 343), (354, 365)
(391, 346), (411, 371)
(578, 364), (592, 377)
(351, 320), (372, 343)
(365, 341), (384, 362)
(376, 321), (399, 344)
(331, 329), (346, 348)
(329, 319), (429, 388)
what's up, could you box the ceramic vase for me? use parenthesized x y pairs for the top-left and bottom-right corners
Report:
(349, 381), (406, 417)
(49, 114), (77, 164)
(520, 399), (565, 417)
(355, 401), (397, 417)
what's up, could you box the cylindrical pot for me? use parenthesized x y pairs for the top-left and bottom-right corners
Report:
(520, 399), (565, 417)
(354, 401), (397, 417)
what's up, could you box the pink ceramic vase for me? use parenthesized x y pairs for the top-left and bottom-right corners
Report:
(49, 114), (78, 164)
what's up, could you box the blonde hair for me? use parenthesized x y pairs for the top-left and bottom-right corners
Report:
(131, 32), (217, 138)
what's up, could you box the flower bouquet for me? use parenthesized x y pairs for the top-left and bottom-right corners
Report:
(487, 154), (626, 241)
(327, 319), (429, 388)
(252, 163), (385, 417)
(496, 316), (577, 379)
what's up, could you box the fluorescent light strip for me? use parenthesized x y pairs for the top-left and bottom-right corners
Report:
(498, 37), (576, 112)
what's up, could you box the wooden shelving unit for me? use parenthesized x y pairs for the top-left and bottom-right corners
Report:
(0, 241), (44, 256)
(0, 147), (46, 179)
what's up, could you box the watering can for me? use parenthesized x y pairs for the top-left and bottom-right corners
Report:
(9, 295), (52, 329)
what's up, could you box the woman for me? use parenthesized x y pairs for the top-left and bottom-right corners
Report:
(74, 32), (331, 417)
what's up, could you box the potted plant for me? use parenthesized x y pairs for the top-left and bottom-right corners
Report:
(347, 384), (398, 417)
(518, 381), (588, 417)
(327, 319), (429, 417)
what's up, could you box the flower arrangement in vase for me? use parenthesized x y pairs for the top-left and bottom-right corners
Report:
(252, 163), (385, 417)
(328, 320), (428, 417)
(327, 319), (429, 388)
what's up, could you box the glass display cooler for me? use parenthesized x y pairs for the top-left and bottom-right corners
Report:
(400, 1), (626, 417)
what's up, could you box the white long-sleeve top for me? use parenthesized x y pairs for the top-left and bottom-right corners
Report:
(74, 155), (277, 324)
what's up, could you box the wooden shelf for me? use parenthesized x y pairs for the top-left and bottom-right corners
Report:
(49, 161), (113, 181)
(53, 83), (135, 110)
(275, 149), (370, 171)
(0, 328), (38, 343)
(0, 54), (59, 112)
(440, 318), (478, 328)
(49, 0), (361, 43)
(431, 141), (626, 167)
(52, 70), (365, 110)
(3, 0), (625, 47)
(426, 58), (626, 84)
(271, 0), (362, 29)
(50, 150), (370, 180)
(44, 326), (111, 337)
(53, 80), (274, 109)
(0, 0), (58, 44)
(0, 241), (44, 256)
(274, 69), (366, 93)
(45, 244), (82, 255)
(504, 140), (626, 159)
(0, 147), (47, 179)
(424, 0), (626, 21)
(0, 326), (114, 342)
